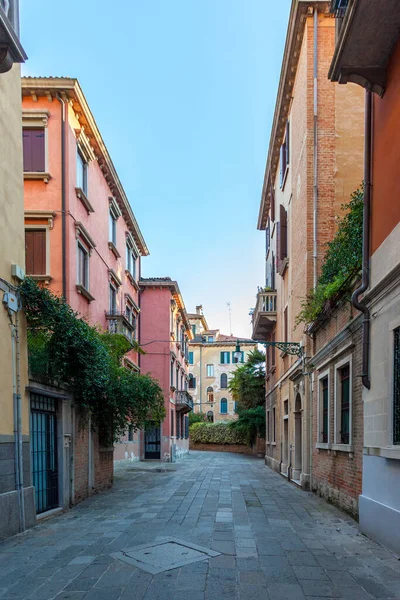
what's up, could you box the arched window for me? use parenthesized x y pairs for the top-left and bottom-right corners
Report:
(220, 373), (228, 389)
(207, 386), (214, 403)
(220, 398), (228, 414)
(207, 411), (214, 423)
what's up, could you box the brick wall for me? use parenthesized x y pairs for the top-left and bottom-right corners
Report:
(73, 412), (113, 505)
(312, 302), (363, 519)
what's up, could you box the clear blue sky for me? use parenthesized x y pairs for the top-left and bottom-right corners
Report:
(20, 0), (291, 339)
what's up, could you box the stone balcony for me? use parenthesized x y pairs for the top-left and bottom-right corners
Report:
(105, 311), (135, 343)
(176, 391), (194, 413)
(251, 291), (277, 341)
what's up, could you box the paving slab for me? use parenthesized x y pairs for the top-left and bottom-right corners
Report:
(0, 451), (399, 600)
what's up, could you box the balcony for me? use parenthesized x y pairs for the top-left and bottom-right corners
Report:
(105, 311), (136, 343)
(176, 391), (194, 413)
(251, 290), (277, 341)
(330, 0), (349, 18)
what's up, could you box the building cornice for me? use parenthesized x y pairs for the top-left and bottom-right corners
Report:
(21, 77), (149, 257)
(257, 0), (330, 230)
(139, 278), (192, 336)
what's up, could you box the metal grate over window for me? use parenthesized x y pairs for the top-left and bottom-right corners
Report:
(394, 327), (400, 445)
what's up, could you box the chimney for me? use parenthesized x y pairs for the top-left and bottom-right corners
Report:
(196, 305), (203, 315)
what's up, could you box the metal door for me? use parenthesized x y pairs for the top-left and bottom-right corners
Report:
(30, 393), (59, 513)
(144, 425), (161, 459)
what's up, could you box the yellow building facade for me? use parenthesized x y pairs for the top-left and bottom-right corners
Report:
(0, 3), (35, 539)
(188, 307), (256, 422)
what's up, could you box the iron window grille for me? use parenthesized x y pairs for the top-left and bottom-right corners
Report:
(339, 365), (350, 444)
(322, 377), (329, 443)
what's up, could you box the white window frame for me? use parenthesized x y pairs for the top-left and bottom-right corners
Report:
(76, 147), (88, 195)
(317, 368), (330, 449)
(206, 364), (214, 377)
(333, 355), (353, 451)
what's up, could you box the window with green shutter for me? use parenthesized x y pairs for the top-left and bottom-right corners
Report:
(189, 351), (194, 365)
(220, 351), (230, 364)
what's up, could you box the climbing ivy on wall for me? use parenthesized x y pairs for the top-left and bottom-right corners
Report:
(296, 186), (364, 326)
(21, 278), (165, 444)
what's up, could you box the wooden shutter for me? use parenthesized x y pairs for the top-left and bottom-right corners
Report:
(220, 351), (224, 364)
(270, 180), (275, 222)
(271, 252), (276, 289)
(285, 121), (290, 166)
(279, 204), (287, 260)
(276, 222), (281, 272)
(25, 230), (46, 275)
(279, 145), (284, 188)
(23, 129), (45, 172)
(266, 217), (270, 254)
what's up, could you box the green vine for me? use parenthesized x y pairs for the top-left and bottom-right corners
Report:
(296, 186), (363, 326)
(21, 278), (165, 444)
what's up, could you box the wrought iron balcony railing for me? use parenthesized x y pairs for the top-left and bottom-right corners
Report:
(251, 290), (277, 341)
(330, 0), (349, 18)
(105, 311), (136, 343)
(176, 390), (194, 412)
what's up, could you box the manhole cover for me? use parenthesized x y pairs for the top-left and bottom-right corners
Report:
(112, 536), (220, 574)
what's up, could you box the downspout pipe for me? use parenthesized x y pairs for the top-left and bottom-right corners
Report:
(56, 93), (67, 301)
(313, 8), (318, 289)
(15, 311), (25, 531)
(351, 90), (372, 390)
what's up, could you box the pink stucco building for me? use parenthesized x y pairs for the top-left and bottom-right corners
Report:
(139, 278), (193, 461)
(22, 78), (148, 510)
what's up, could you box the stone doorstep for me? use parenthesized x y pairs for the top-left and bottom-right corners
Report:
(36, 507), (64, 522)
(111, 536), (220, 575)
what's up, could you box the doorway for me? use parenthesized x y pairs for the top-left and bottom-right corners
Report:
(293, 394), (302, 483)
(30, 393), (59, 514)
(144, 424), (161, 459)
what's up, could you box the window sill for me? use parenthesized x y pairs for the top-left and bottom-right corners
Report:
(76, 284), (95, 302)
(271, 442), (277, 446)
(24, 171), (51, 183)
(316, 442), (331, 450)
(75, 187), (94, 213)
(29, 274), (53, 284)
(125, 270), (139, 290)
(108, 241), (121, 258)
(364, 446), (400, 460)
(331, 443), (353, 453)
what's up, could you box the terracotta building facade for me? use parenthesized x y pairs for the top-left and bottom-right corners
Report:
(188, 306), (256, 422)
(254, 0), (364, 492)
(329, 0), (400, 554)
(22, 77), (148, 515)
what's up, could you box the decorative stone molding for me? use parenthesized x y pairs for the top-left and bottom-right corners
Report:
(25, 210), (56, 229)
(109, 268), (122, 287)
(109, 196), (122, 219)
(75, 127), (95, 163)
(24, 172), (51, 184)
(75, 187), (94, 213)
(22, 109), (50, 128)
(75, 221), (96, 254)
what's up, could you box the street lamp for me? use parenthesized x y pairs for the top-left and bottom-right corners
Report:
(234, 338), (304, 358)
(233, 340), (242, 363)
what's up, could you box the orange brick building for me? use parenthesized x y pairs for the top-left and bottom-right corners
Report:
(253, 0), (364, 492)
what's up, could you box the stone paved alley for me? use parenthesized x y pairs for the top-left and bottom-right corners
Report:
(1, 452), (400, 600)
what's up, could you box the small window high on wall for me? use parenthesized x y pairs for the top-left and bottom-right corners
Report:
(280, 121), (290, 188)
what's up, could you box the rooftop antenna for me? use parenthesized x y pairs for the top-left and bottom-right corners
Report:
(226, 301), (232, 336)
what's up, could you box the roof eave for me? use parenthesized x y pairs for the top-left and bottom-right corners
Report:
(21, 77), (149, 256)
(257, 0), (330, 231)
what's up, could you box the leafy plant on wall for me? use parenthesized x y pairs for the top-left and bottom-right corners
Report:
(21, 278), (165, 444)
(296, 185), (364, 326)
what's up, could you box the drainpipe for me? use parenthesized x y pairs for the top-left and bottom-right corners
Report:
(351, 90), (372, 390)
(313, 8), (318, 289)
(11, 316), (25, 532)
(56, 93), (67, 301)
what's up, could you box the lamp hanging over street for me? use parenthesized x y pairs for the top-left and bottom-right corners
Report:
(233, 339), (242, 362)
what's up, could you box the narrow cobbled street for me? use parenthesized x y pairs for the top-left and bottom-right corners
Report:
(1, 452), (399, 600)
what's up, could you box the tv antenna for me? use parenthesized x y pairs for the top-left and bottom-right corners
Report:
(226, 301), (232, 336)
